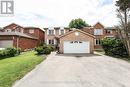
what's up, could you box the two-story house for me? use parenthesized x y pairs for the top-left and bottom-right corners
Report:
(44, 22), (117, 53)
(0, 23), (45, 51)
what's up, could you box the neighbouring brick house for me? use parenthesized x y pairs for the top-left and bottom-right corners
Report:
(0, 23), (45, 51)
(44, 22), (118, 53)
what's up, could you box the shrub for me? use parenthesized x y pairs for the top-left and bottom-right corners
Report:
(6, 48), (17, 57)
(0, 47), (21, 59)
(35, 46), (44, 54)
(35, 45), (54, 55)
(101, 38), (128, 57)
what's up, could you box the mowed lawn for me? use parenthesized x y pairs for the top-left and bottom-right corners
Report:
(0, 51), (46, 87)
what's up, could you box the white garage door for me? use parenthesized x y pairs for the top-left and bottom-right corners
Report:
(63, 41), (90, 53)
(0, 40), (13, 48)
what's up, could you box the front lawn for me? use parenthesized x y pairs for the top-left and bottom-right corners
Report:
(0, 51), (46, 87)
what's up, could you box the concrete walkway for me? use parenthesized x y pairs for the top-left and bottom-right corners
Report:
(13, 52), (130, 87)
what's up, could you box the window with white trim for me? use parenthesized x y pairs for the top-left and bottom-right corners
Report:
(48, 30), (54, 35)
(48, 39), (54, 45)
(60, 30), (64, 35)
(106, 30), (112, 34)
(94, 29), (103, 35)
(6, 29), (11, 32)
(29, 29), (34, 33)
(95, 39), (101, 45)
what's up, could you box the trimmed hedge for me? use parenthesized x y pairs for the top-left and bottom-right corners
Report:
(101, 38), (128, 57)
(0, 48), (21, 59)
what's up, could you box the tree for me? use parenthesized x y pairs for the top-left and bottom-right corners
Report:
(116, 0), (130, 56)
(69, 18), (89, 29)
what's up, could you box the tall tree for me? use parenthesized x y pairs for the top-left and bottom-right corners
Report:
(116, 0), (130, 56)
(69, 18), (89, 29)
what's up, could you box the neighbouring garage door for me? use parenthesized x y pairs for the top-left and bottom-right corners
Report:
(0, 40), (13, 48)
(63, 41), (90, 53)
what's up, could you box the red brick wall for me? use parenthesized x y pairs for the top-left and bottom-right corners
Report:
(13, 36), (38, 51)
(24, 28), (45, 44)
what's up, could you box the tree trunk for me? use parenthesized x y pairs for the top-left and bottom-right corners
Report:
(124, 10), (130, 56)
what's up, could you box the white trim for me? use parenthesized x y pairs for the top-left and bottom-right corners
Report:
(54, 29), (55, 35)
(47, 30), (49, 35)
(46, 39), (49, 45)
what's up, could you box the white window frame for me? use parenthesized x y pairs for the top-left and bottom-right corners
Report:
(29, 29), (34, 33)
(94, 29), (103, 35)
(59, 27), (65, 35)
(47, 27), (55, 35)
(106, 30), (112, 34)
(95, 39), (101, 45)
(6, 29), (11, 32)
(47, 39), (55, 45)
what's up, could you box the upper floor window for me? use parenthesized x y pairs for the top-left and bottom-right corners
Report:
(106, 30), (112, 34)
(59, 27), (65, 35)
(48, 30), (54, 35)
(6, 29), (11, 32)
(94, 29), (103, 35)
(29, 29), (34, 33)
(60, 30), (65, 35)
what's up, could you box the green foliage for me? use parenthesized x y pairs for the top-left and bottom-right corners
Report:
(69, 18), (89, 29)
(0, 48), (21, 58)
(101, 38), (128, 57)
(35, 44), (54, 55)
(116, 0), (130, 11)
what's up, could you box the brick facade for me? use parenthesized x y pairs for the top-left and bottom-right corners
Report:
(59, 29), (94, 53)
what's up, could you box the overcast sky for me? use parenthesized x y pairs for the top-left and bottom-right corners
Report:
(0, 0), (118, 28)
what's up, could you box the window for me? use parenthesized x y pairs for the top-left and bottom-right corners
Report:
(48, 30), (54, 35)
(60, 30), (64, 35)
(95, 39), (101, 45)
(48, 39), (54, 45)
(6, 29), (11, 32)
(94, 29), (103, 35)
(106, 30), (112, 34)
(29, 29), (34, 33)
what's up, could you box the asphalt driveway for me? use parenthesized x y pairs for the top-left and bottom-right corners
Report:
(13, 52), (130, 87)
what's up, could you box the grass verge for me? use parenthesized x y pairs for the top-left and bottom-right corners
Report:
(0, 51), (46, 87)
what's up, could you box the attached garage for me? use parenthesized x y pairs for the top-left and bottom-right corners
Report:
(0, 40), (13, 48)
(59, 29), (95, 54)
(63, 41), (90, 53)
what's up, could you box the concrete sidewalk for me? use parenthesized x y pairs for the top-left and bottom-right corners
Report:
(13, 52), (130, 87)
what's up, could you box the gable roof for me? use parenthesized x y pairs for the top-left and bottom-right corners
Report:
(59, 29), (95, 38)
(93, 22), (104, 29)
(3, 23), (23, 29)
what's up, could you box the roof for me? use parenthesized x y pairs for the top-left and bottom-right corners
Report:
(3, 23), (23, 29)
(93, 22), (104, 28)
(59, 29), (95, 38)
(24, 27), (45, 31)
(0, 32), (38, 39)
(44, 27), (70, 30)
(105, 27), (116, 30)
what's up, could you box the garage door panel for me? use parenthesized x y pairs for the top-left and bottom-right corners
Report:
(63, 41), (90, 53)
(0, 40), (13, 48)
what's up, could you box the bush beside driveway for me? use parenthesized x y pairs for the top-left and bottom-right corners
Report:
(0, 51), (46, 87)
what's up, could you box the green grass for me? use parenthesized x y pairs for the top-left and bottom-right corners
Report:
(0, 51), (46, 87)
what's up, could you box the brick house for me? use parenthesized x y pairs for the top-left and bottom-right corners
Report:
(44, 22), (117, 53)
(0, 23), (45, 51)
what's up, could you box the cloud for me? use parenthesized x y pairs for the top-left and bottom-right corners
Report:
(0, 0), (118, 27)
